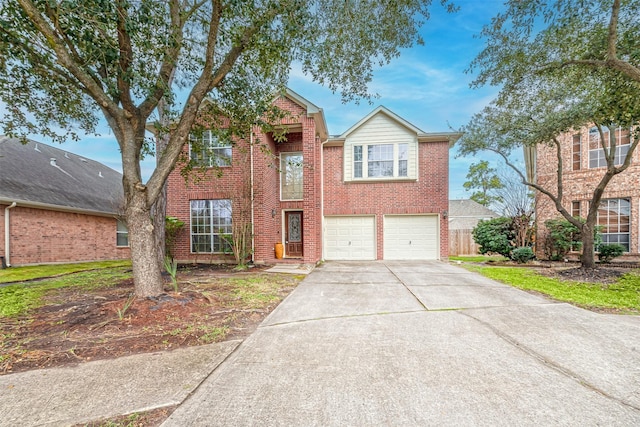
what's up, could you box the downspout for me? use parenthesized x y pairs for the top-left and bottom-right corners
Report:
(320, 138), (328, 261)
(4, 202), (17, 267)
(250, 130), (255, 263)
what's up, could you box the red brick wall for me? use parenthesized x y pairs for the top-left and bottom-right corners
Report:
(323, 141), (450, 259)
(0, 205), (130, 266)
(535, 127), (640, 258)
(166, 95), (323, 264)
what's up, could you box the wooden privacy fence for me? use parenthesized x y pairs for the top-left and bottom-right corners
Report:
(449, 229), (480, 256)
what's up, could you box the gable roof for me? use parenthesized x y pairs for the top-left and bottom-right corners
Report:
(449, 199), (499, 218)
(0, 136), (124, 216)
(331, 106), (462, 146)
(283, 88), (329, 140)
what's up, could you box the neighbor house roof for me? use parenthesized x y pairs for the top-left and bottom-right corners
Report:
(448, 199), (499, 230)
(0, 136), (124, 216)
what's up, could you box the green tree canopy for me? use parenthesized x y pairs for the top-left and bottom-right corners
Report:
(460, 0), (640, 268)
(0, 0), (455, 296)
(462, 160), (503, 207)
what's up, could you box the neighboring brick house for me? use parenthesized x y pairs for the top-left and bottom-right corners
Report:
(529, 126), (640, 259)
(0, 137), (130, 266)
(167, 89), (460, 264)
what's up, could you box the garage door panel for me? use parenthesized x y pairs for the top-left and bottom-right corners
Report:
(324, 216), (376, 260)
(384, 215), (439, 260)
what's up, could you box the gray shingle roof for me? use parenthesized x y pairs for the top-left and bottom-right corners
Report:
(0, 136), (124, 215)
(448, 199), (499, 230)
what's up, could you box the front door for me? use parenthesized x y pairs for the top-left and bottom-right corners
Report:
(285, 211), (303, 257)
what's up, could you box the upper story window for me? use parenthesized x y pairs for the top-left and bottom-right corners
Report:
(116, 219), (129, 247)
(571, 201), (581, 218)
(588, 127), (631, 169)
(281, 152), (303, 200)
(572, 133), (581, 171)
(189, 130), (232, 167)
(352, 143), (409, 179)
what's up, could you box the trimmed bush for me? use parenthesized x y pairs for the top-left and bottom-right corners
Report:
(510, 246), (535, 263)
(598, 244), (625, 264)
(543, 218), (581, 261)
(472, 217), (516, 258)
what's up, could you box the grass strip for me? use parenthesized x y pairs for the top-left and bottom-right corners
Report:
(466, 265), (640, 313)
(0, 266), (132, 317)
(0, 260), (131, 284)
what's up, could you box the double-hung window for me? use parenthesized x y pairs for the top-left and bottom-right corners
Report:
(588, 127), (631, 168)
(189, 130), (232, 167)
(116, 219), (129, 247)
(353, 143), (409, 179)
(190, 199), (232, 253)
(597, 198), (630, 252)
(281, 152), (303, 200)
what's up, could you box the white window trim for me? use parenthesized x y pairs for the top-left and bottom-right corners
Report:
(280, 152), (304, 201)
(352, 142), (410, 180)
(116, 219), (129, 247)
(597, 198), (631, 252)
(189, 199), (233, 254)
(188, 130), (233, 168)
(588, 127), (632, 169)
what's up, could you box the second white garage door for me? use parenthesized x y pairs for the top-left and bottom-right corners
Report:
(324, 216), (376, 260)
(384, 215), (439, 260)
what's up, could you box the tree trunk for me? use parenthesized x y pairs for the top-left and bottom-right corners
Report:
(127, 188), (165, 297)
(580, 223), (596, 268)
(152, 184), (167, 268)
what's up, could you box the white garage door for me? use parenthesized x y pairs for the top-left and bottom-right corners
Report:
(324, 216), (376, 260)
(384, 215), (439, 260)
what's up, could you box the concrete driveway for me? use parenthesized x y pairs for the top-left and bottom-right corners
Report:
(163, 261), (640, 426)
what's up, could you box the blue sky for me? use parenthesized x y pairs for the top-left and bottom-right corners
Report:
(20, 0), (506, 200)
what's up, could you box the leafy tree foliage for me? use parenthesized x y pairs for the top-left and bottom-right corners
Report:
(462, 160), (503, 207)
(460, 0), (640, 269)
(0, 0), (454, 296)
(542, 219), (583, 261)
(472, 217), (516, 259)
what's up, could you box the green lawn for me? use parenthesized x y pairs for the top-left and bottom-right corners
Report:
(0, 262), (132, 317)
(465, 264), (640, 313)
(0, 260), (131, 284)
(449, 255), (508, 263)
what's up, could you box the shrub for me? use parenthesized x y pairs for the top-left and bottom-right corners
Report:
(510, 246), (535, 263)
(543, 219), (581, 261)
(598, 244), (625, 264)
(472, 217), (516, 258)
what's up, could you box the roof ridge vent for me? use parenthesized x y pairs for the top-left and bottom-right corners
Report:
(80, 158), (88, 162)
(34, 144), (41, 152)
(65, 152), (70, 158)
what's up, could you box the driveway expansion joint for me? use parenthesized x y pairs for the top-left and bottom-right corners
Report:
(460, 310), (640, 413)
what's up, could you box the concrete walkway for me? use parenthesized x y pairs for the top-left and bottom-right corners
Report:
(163, 261), (640, 426)
(1, 261), (639, 426)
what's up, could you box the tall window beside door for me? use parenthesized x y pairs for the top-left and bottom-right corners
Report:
(281, 152), (303, 200)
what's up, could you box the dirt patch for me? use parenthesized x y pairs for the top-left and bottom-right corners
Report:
(0, 264), (301, 375)
(530, 263), (632, 283)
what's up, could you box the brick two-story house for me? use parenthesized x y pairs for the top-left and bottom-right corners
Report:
(0, 137), (130, 266)
(167, 89), (460, 264)
(530, 126), (640, 259)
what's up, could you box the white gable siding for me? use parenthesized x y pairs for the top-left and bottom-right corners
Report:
(343, 113), (418, 181)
